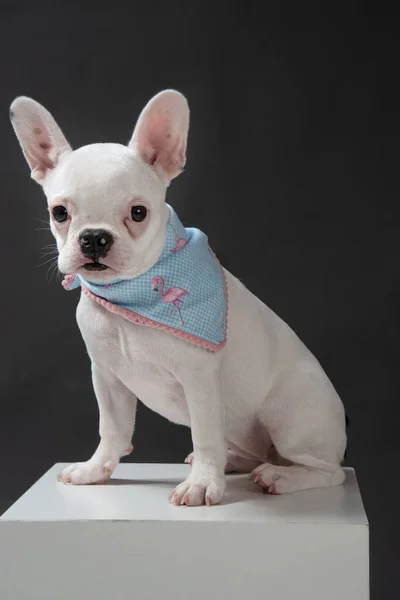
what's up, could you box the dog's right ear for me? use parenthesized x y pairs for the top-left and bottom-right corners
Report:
(10, 97), (72, 185)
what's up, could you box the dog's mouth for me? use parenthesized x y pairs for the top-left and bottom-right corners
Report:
(83, 261), (109, 272)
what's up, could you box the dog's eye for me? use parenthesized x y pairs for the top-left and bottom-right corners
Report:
(52, 206), (68, 223)
(131, 205), (147, 222)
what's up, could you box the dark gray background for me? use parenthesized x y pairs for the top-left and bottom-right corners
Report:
(0, 2), (398, 598)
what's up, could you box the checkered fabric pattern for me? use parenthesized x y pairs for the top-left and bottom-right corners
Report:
(65, 205), (227, 349)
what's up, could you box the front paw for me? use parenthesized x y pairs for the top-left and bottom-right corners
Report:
(57, 460), (116, 485)
(169, 475), (226, 506)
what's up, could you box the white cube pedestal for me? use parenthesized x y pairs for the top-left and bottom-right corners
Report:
(0, 464), (369, 600)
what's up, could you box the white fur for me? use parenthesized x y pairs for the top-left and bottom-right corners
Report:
(10, 91), (347, 506)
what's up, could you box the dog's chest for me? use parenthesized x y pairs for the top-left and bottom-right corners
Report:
(76, 295), (190, 425)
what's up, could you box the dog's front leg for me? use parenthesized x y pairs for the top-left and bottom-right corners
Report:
(169, 363), (226, 506)
(57, 364), (137, 484)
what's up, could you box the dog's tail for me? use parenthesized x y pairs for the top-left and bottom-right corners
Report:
(344, 413), (350, 460)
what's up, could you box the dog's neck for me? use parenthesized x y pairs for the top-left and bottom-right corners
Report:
(63, 206), (228, 351)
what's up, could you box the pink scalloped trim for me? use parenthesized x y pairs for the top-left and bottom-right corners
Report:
(79, 261), (228, 352)
(62, 274), (75, 290)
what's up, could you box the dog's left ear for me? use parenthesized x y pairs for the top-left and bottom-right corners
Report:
(10, 97), (72, 185)
(128, 90), (189, 185)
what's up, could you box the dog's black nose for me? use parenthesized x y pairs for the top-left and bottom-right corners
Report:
(79, 229), (114, 259)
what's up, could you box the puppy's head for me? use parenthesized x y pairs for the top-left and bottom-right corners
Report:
(10, 91), (189, 282)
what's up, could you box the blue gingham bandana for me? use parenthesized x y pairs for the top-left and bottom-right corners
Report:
(63, 205), (227, 351)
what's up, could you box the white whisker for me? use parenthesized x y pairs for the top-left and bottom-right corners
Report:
(37, 256), (59, 268)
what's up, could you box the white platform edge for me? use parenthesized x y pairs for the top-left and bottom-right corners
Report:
(1, 463), (369, 526)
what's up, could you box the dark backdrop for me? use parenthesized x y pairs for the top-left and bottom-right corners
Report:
(0, 3), (398, 598)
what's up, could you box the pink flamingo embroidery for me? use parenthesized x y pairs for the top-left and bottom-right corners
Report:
(171, 237), (187, 253)
(169, 222), (188, 253)
(152, 276), (188, 325)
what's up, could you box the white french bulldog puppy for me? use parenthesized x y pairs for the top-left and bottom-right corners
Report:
(10, 90), (347, 506)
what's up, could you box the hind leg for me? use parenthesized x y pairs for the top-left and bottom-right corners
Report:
(185, 449), (261, 473)
(250, 462), (345, 494)
(250, 373), (347, 494)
